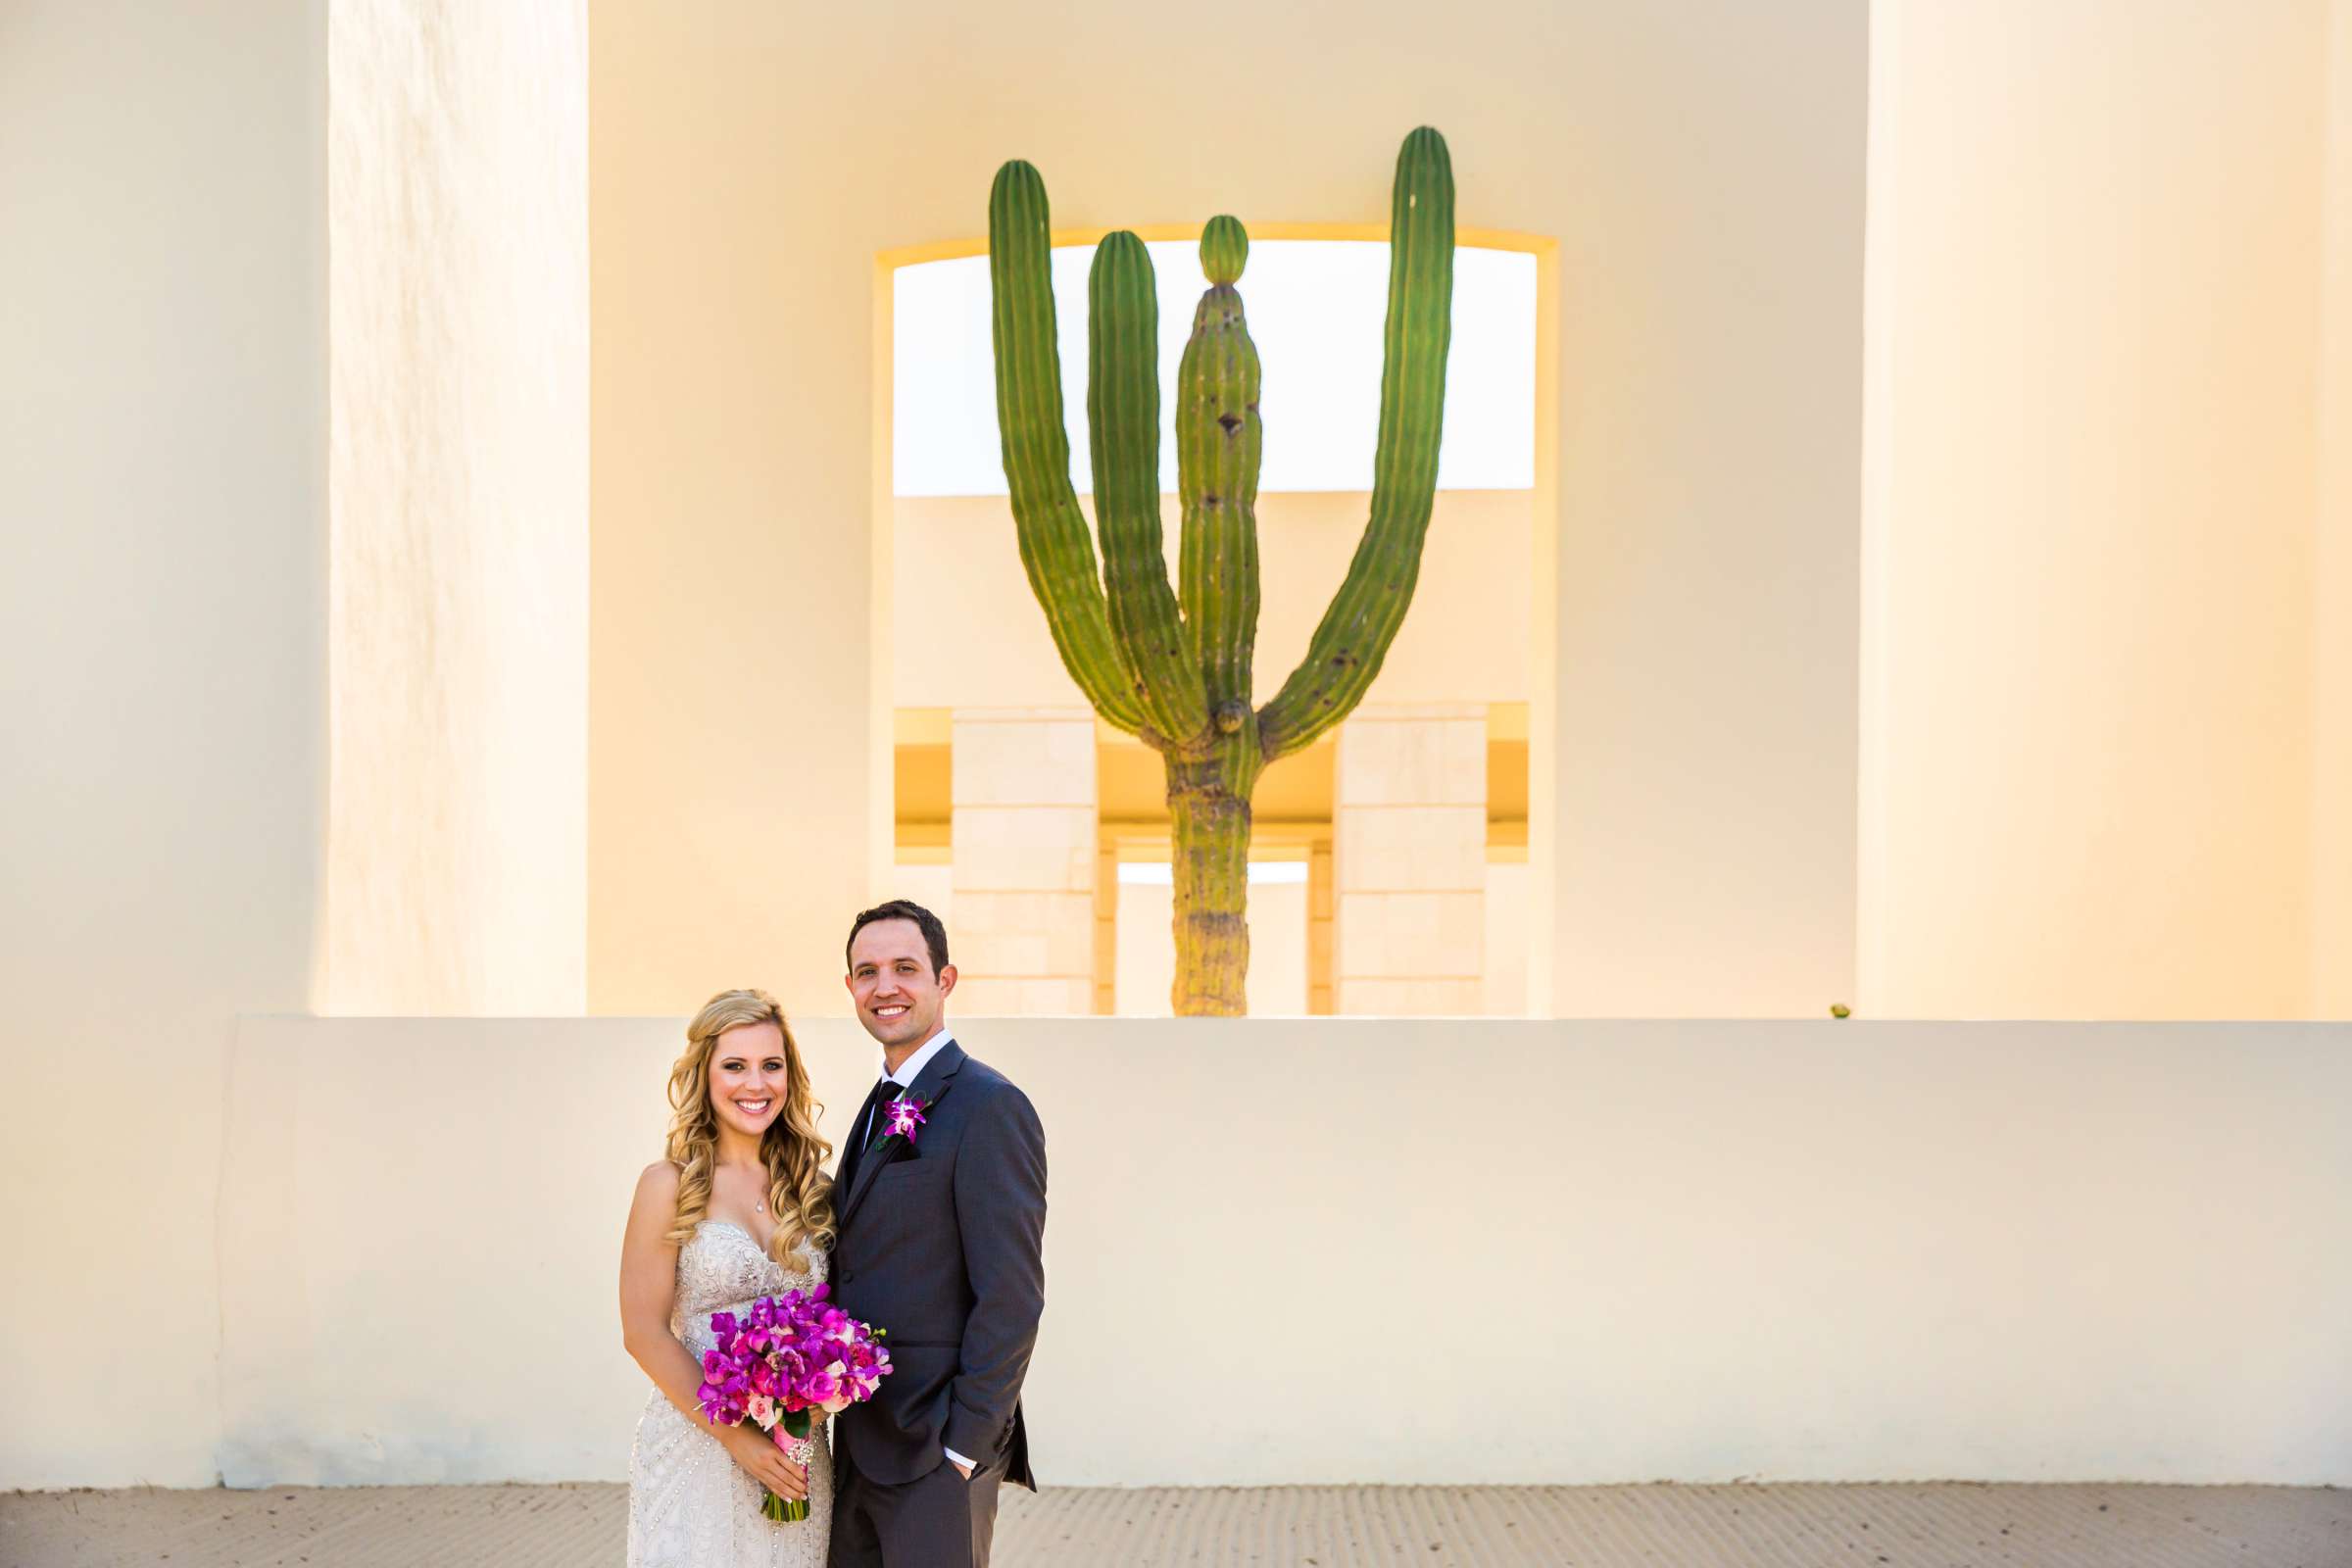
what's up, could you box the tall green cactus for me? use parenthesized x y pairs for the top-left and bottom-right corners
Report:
(988, 127), (1455, 1015)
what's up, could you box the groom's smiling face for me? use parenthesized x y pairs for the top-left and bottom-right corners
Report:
(847, 917), (956, 1052)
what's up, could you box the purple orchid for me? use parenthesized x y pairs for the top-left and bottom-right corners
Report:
(883, 1094), (927, 1142)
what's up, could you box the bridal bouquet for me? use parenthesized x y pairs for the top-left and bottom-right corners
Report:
(697, 1285), (892, 1522)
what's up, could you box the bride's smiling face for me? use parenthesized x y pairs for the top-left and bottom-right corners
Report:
(708, 1020), (789, 1140)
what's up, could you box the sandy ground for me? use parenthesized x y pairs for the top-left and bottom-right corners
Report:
(1, 1482), (2344, 1567)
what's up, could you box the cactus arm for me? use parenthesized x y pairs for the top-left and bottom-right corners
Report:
(1257, 126), (1455, 760)
(1176, 216), (1262, 731)
(1088, 231), (1210, 745)
(987, 162), (1148, 735)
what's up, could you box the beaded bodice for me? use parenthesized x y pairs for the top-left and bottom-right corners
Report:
(674, 1220), (828, 1357)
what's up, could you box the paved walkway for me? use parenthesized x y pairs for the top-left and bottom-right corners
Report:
(2, 1482), (2344, 1567)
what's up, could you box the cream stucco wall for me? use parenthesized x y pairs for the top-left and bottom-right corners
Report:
(326, 0), (589, 1014)
(214, 1015), (2352, 1488)
(2317, 0), (2352, 1019)
(0, 0), (328, 1489)
(590, 0), (1866, 1021)
(1859, 0), (2341, 1019)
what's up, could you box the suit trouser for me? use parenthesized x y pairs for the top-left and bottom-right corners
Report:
(828, 1445), (1002, 1568)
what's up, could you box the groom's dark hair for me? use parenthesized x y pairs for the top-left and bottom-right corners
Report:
(846, 899), (952, 977)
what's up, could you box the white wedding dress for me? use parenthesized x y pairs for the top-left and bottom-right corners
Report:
(628, 1220), (833, 1567)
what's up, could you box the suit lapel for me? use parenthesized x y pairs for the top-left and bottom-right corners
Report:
(831, 1075), (894, 1205)
(837, 1039), (964, 1231)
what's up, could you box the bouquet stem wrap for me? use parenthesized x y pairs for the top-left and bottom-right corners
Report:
(764, 1409), (816, 1524)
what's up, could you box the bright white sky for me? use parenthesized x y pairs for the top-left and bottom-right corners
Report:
(894, 240), (1537, 497)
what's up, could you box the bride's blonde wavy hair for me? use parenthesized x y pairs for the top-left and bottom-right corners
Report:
(663, 988), (835, 1271)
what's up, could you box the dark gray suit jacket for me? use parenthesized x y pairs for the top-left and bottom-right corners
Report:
(830, 1039), (1045, 1490)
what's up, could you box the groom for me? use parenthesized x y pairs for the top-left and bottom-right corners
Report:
(827, 899), (1046, 1568)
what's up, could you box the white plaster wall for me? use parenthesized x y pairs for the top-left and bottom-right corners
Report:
(213, 1016), (2352, 1488)
(326, 0), (589, 1014)
(1860, 0), (2332, 1018)
(0, 0), (327, 1489)
(592, 0), (1865, 1022)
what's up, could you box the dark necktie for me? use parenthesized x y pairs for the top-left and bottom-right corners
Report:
(838, 1075), (900, 1195)
(861, 1077), (905, 1152)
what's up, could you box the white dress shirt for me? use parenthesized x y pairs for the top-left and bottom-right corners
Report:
(858, 1026), (974, 1473)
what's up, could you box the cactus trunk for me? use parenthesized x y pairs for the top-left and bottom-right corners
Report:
(987, 130), (1455, 1014)
(1167, 728), (1262, 1015)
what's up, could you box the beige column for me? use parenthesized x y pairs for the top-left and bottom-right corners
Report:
(949, 708), (1099, 1015)
(587, 2), (877, 1016)
(1308, 840), (1336, 1015)
(1, 0), (329, 1487)
(1859, 0), (2331, 1018)
(326, 0), (589, 1014)
(1334, 704), (1488, 1015)
(1093, 834), (1118, 1016)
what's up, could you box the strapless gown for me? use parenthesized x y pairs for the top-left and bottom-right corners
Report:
(628, 1220), (833, 1567)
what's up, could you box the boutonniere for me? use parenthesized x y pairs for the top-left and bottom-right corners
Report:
(882, 1092), (928, 1145)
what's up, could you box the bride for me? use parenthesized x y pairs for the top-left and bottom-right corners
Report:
(622, 988), (837, 1566)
